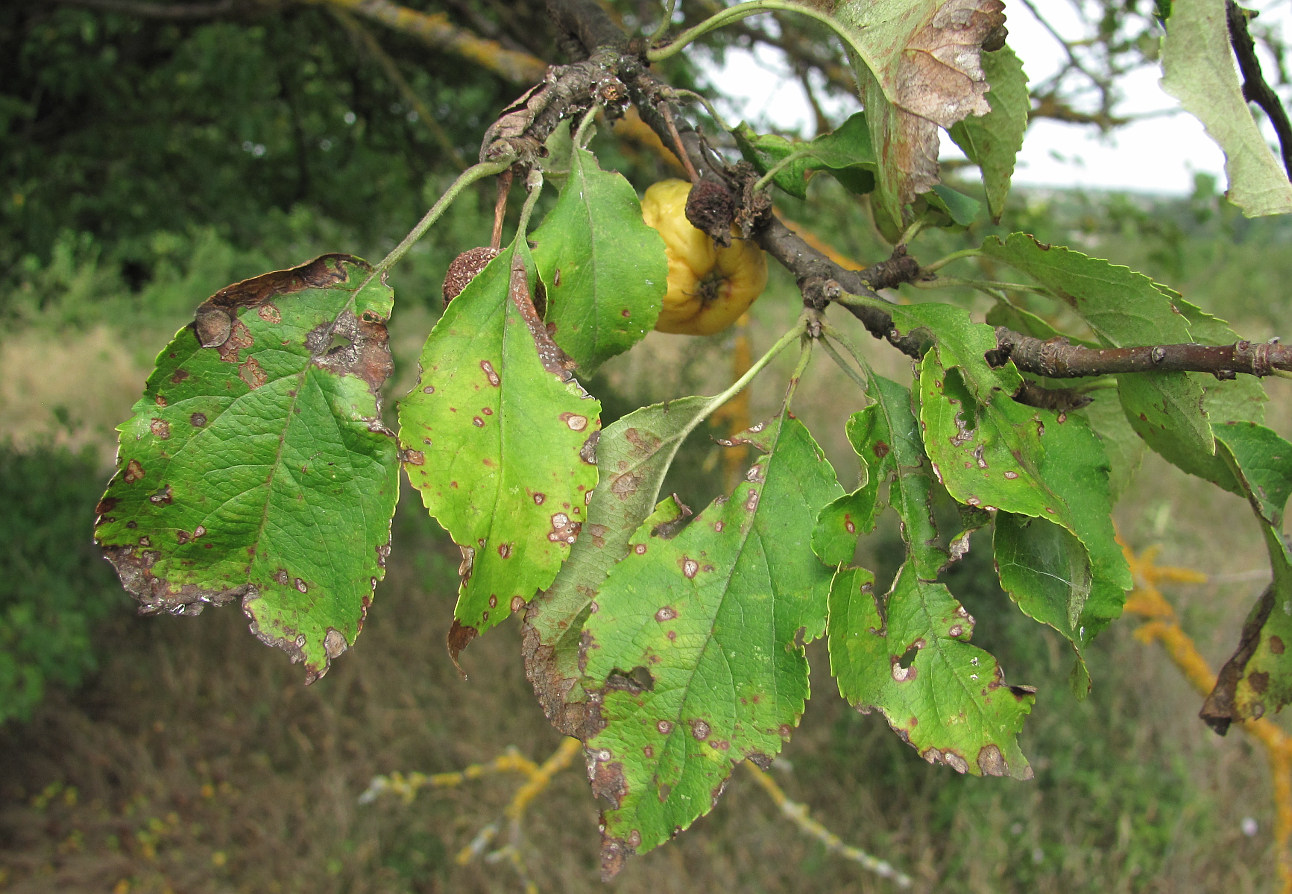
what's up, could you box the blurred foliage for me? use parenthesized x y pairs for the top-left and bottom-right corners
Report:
(0, 444), (129, 726)
(0, 4), (514, 294)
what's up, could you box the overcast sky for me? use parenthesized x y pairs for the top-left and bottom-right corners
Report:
(715, 1), (1291, 195)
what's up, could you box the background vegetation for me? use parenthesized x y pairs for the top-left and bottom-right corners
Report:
(2, 1), (1291, 891)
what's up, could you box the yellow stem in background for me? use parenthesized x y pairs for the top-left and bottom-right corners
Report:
(741, 763), (913, 888)
(313, 0), (548, 84)
(1121, 538), (1292, 894)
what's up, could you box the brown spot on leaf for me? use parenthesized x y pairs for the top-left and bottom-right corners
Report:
(190, 412), (208, 428)
(148, 485), (173, 505)
(690, 719), (711, 741)
(480, 359), (501, 386)
(447, 619), (478, 675)
(977, 744), (1007, 776)
(655, 606), (677, 622)
(149, 418), (171, 439)
(547, 512), (580, 545)
(239, 356), (267, 389)
(891, 658), (916, 682)
(680, 557), (699, 579)
(124, 460), (145, 483)
(1271, 636), (1285, 655)
(610, 471), (641, 500)
(324, 628), (348, 659)
(257, 303), (282, 324)
(560, 411), (588, 431)
(497, 542), (513, 559)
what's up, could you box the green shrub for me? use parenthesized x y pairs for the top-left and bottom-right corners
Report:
(0, 444), (128, 724)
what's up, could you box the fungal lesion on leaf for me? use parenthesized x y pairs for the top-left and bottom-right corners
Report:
(604, 665), (654, 694)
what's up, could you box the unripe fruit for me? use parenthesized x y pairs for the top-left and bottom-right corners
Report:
(640, 179), (767, 336)
(443, 246), (500, 306)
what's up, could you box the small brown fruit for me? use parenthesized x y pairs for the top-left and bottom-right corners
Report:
(443, 246), (500, 306)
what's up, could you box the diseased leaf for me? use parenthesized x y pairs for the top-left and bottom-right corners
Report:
(94, 255), (400, 682)
(530, 146), (667, 373)
(814, 374), (947, 578)
(583, 414), (843, 875)
(909, 318), (1130, 684)
(1161, 0), (1292, 216)
(828, 0), (1006, 234)
(523, 395), (722, 738)
(828, 564), (1035, 777)
(949, 45), (1028, 220)
(1203, 424), (1292, 730)
(398, 243), (600, 656)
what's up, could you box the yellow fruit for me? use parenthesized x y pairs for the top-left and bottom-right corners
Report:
(640, 179), (768, 335)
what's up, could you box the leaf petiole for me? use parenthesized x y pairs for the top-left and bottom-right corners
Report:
(818, 321), (873, 394)
(709, 317), (806, 410)
(372, 157), (515, 280)
(648, 1), (859, 65)
(922, 247), (982, 274)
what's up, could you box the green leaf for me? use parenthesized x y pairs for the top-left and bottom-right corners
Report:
(734, 113), (877, 200)
(1081, 391), (1145, 503)
(925, 184), (983, 227)
(828, 563), (1035, 778)
(978, 233), (1195, 348)
(530, 146), (667, 373)
(890, 301), (1016, 398)
(1161, 0), (1292, 216)
(814, 374), (947, 578)
(398, 242), (600, 656)
(948, 45), (1028, 220)
(523, 395), (724, 737)
(94, 255), (400, 682)
(583, 414), (843, 869)
(734, 124), (812, 199)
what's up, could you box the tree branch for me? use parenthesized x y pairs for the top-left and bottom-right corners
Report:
(313, 0), (548, 84)
(995, 330), (1292, 379)
(1227, 0), (1292, 181)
